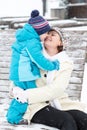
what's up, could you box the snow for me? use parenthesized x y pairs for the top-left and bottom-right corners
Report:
(68, 3), (87, 6)
(81, 63), (87, 104)
(49, 19), (77, 24)
(15, 124), (58, 130)
(0, 103), (58, 129)
(63, 26), (87, 31)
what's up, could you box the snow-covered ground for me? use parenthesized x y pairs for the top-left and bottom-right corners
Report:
(15, 124), (58, 130)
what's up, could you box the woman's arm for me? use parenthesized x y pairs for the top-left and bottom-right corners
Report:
(25, 62), (73, 104)
(13, 61), (71, 104)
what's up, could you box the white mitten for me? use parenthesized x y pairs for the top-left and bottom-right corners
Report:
(13, 87), (28, 103)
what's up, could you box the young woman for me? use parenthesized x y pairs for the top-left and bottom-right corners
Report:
(10, 28), (87, 130)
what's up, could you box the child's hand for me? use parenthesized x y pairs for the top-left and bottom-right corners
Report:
(13, 87), (28, 103)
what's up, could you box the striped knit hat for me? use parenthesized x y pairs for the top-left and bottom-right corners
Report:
(28, 10), (51, 35)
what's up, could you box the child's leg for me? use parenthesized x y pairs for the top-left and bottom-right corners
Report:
(6, 81), (36, 124)
(6, 81), (27, 124)
(6, 99), (28, 124)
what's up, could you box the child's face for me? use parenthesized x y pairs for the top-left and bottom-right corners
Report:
(40, 32), (48, 42)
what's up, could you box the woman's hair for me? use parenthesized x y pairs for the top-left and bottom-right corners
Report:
(49, 27), (64, 53)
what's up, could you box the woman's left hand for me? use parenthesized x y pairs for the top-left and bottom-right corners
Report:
(13, 87), (28, 103)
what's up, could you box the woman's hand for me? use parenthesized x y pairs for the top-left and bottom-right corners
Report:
(13, 87), (28, 103)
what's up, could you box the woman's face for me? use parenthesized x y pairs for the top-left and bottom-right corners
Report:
(44, 30), (62, 49)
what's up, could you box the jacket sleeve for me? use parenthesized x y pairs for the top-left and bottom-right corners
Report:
(26, 39), (59, 71)
(25, 61), (73, 104)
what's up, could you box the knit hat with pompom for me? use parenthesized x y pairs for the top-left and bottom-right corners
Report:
(28, 10), (51, 35)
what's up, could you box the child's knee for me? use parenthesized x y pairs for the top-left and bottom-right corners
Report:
(6, 99), (28, 124)
(6, 108), (22, 124)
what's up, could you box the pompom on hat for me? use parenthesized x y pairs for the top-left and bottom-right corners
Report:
(28, 10), (51, 35)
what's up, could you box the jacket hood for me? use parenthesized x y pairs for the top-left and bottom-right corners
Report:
(15, 23), (40, 41)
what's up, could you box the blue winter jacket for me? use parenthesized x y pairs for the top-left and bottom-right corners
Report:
(9, 23), (58, 81)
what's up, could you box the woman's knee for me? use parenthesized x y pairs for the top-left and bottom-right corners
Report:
(66, 110), (87, 130)
(61, 112), (77, 130)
